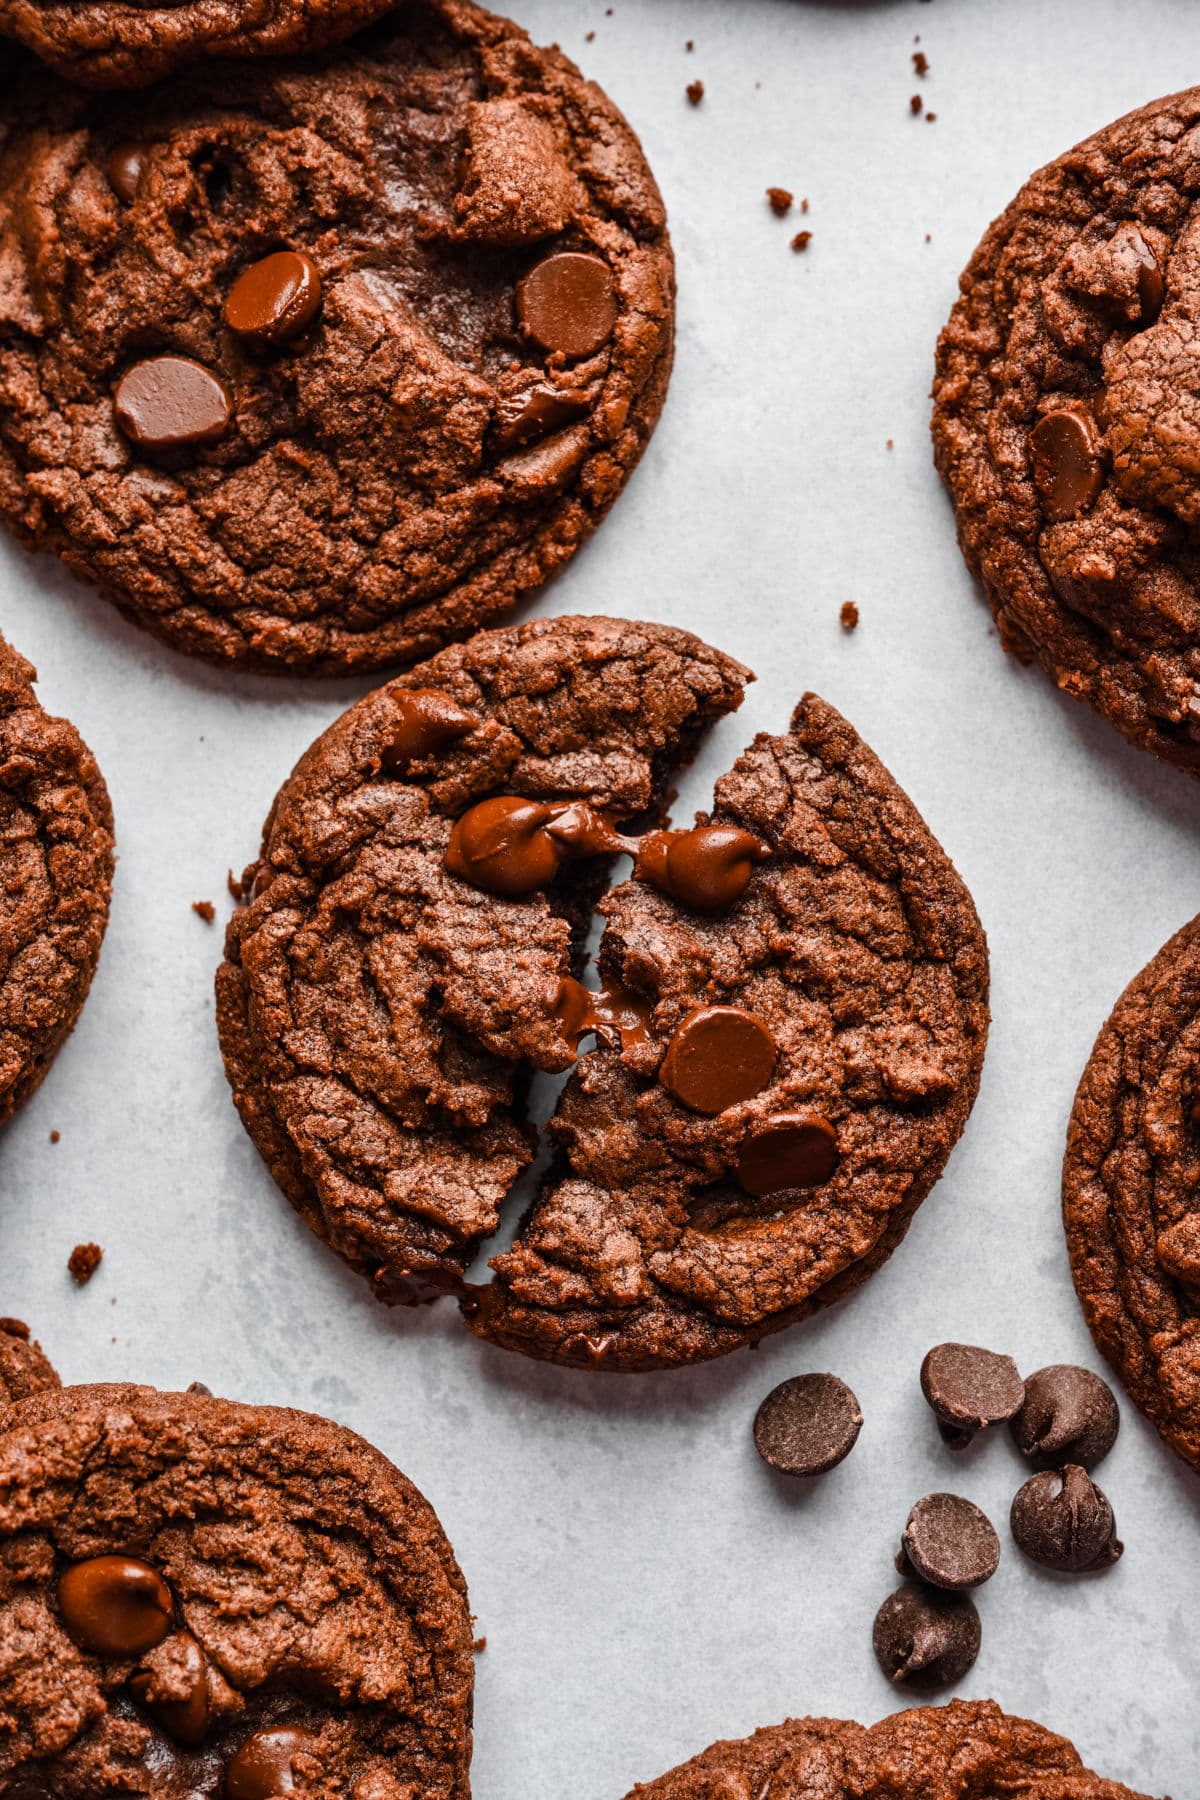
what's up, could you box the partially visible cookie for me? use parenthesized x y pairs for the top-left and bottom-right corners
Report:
(622, 1700), (1155, 1799)
(0, 1381), (474, 1797)
(0, 634), (114, 1125)
(0, 0), (389, 87)
(0, 1), (674, 674)
(933, 90), (1200, 776)
(0, 1317), (60, 1410)
(1064, 914), (1200, 1471)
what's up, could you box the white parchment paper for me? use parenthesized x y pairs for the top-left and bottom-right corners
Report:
(2, 1), (1199, 1793)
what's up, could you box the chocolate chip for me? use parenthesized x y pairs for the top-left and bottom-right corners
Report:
(445, 796), (561, 895)
(635, 824), (770, 912)
(753, 1372), (863, 1475)
(493, 385), (590, 451)
(517, 251), (617, 359)
(114, 356), (231, 452)
(1028, 408), (1104, 522)
(225, 1725), (317, 1800)
(129, 1631), (209, 1745)
(224, 251), (323, 348)
(379, 689), (477, 770)
(554, 976), (652, 1052)
(1117, 223), (1165, 323)
(736, 1113), (839, 1196)
(57, 1556), (174, 1657)
(898, 1493), (1000, 1590)
(1010, 1465), (1123, 1573)
(872, 1582), (981, 1688)
(1010, 1365), (1119, 1470)
(919, 1343), (1024, 1448)
(659, 1006), (776, 1113)
(107, 143), (146, 203)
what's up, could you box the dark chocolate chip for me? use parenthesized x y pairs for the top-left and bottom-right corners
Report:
(379, 690), (477, 770)
(224, 251), (323, 347)
(444, 796), (561, 895)
(225, 1725), (317, 1799)
(107, 143), (146, 203)
(920, 1343), (1024, 1448)
(1010, 1365), (1119, 1470)
(186, 1381), (213, 1395)
(114, 356), (231, 452)
(898, 1492), (1000, 1590)
(872, 1582), (981, 1689)
(736, 1113), (839, 1196)
(1028, 408), (1104, 522)
(659, 1006), (776, 1114)
(58, 1556), (174, 1657)
(1010, 1465), (1123, 1573)
(635, 824), (770, 912)
(493, 385), (590, 451)
(516, 251), (617, 359)
(129, 1631), (209, 1746)
(753, 1372), (862, 1476)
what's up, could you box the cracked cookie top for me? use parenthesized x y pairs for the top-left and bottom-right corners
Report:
(0, 0), (673, 673)
(0, 634), (114, 1126)
(218, 614), (988, 1372)
(1064, 912), (1200, 1473)
(0, 1381), (473, 1799)
(622, 1700), (1155, 1799)
(933, 88), (1200, 777)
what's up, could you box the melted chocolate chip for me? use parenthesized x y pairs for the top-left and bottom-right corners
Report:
(1028, 408), (1104, 522)
(554, 976), (652, 1051)
(635, 824), (770, 913)
(107, 143), (146, 203)
(1118, 223), (1165, 323)
(872, 1582), (981, 1688)
(517, 251), (617, 359)
(379, 690), (477, 770)
(444, 797), (562, 896)
(753, 1373), (862, 1476)
(659, 1005), (776, 1113)
(542, 802), (634, 859)
(224, 251), (323, 348)
(225, 1725), (317, 1799)
(493, 385), (590, 451)
(898, 1493), (1000, 1591)
(57, 1556), (174, 1657)
(129, 1631), (209, 1745)
(919, 1343), (1024, 1448)
(735, 1112), (839, 1196)
(114, 356), (232, 452)
(1010, 1465), (1123, 1573)
(1010, 1365), (1119, 1470)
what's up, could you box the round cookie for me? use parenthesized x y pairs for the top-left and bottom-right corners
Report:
(0, 1380), (474, 1798)
(622, 1700), (1155, 1799)
(0, 1318), (60, 1412)
(217, 615), (989, 1371)
(933, 90), (1200, 777)
(0, 634), (114, 1126)
(0, 2), (673, 676)
(1064, 913), (1200, 1471)
(0, 0), (391, 88)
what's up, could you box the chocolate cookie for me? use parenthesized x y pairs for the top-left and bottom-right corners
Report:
(0, 634), (114, 1126)
(0, 1380), (474, 1797)
(1063, 913), (1200, 1471)
(0, 1317), (60, 1412)
(217, 615), (989, 1372)
(622, 1700), (1154, 1799)
(933, 90), (1200, 776)
(0, 0), (390, 87)
(0, 2), (673, 675)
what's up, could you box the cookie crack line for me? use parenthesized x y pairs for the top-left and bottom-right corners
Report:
(217, 616), (989, 1372)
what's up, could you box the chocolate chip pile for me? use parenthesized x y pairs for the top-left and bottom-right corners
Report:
(753, 1345), (1123, 1690)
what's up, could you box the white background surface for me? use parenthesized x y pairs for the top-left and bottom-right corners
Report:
(2, 1), (1199, 1794)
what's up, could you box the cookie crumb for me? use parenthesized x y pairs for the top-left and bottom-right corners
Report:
(227, 868), (246, 901)
(910, 93), (923, 115)
(790, 231), (812, 254)
(68, 1243), (103, 1286)
(926, 112), (937, 123)
(686, 79), (704, 106)
(766, 186), (793, 217)
(585, 28), (594, 40)
(886, 439), (894, 450)
(801, 198), (809, 214)
(685, 38), (693, 50)
(473, 1636), (488, 1652)
(913, 50), (929, 76)
(840, 602), (860, 632)
(49, 1129), (60, 1144)
(192, 899), (216, 923)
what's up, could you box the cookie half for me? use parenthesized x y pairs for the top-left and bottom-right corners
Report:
(623, 1700), (1154, 1799)
(0, 1), (673, 674)
(0, 1317), (60, 1412)
(933, 90), (1200, 776)
(0, 634), (114, 1125)
(0, 1381), (474, 1797)
(0, 0), (390, 87)
(218, 615), (988, 1371)
(1064, 915), (1200, 1471)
